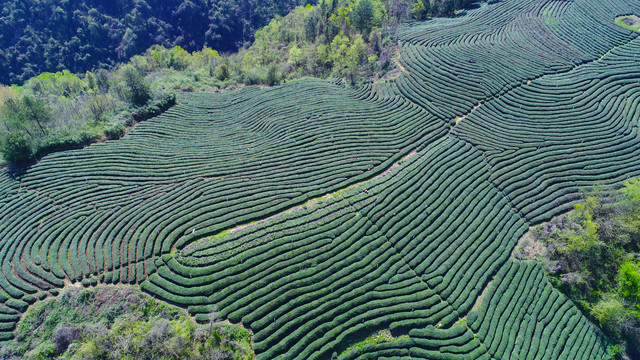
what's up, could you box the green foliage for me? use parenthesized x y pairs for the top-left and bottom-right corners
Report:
(0, 85), (21, 106)
(411, 1), (430, 20)
(240, 0), (393, 84)
(0, 1), (633, 359)
(217, 64), (231, 81)
(288, 45), (304, 66)
(1, 131), (33, 164)
(589, 294), (627, 336)
(144, 45), (220, 73)
(3, 96), (52, 136)
(0, 42), (200, 164)
(0, 0), (314, 85)
(121, 66), (151, 107)
(0, 0), (481, 164)
(26, 71), (87, 98)
(533, 180), (640, 354)
(557, 197), (604, 261)
(0, 95), (54, 163)
(351, 0), (376, 36)
(619, 260), (640, 308)
(607, 344), (625, 359)
(340, 330), (407, 356)
(266, 65), (282, 86)
(614, 15), (640, 32)
(85, 92), (116, 123)
(2, 286), (253, 360)
(31, 341), (56, 360)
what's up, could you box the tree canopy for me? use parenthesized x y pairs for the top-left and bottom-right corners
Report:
(0, 0), (314, 85)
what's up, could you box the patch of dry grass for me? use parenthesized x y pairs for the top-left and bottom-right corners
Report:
(0, 86), (20, 108)
(615, 15), (640, 32)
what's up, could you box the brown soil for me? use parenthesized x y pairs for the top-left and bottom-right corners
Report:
(374, 150), (417, 180)
(511, 226), (548, 260)
(455, 102), (482, 125)
(623, 15), (640, 27)
(471, 280), (493, 312)
(616, 15), (640, 31)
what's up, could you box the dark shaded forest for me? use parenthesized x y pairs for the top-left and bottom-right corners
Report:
(0, 0), (314, 84)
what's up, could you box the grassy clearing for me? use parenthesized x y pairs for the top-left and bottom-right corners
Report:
(340, 330), (409, 356)
(615, 15), (640, 32)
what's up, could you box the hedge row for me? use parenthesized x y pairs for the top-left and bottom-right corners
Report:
(0, 0), (636, 355)
(454, 37), (640, 222)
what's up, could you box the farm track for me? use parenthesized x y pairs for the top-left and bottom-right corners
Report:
(0, 0), (639, 358)
(182, 148), (420, 255)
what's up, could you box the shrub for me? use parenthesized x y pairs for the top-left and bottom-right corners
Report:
(25, 341), (56, 360)
(104, 123), (125, 139)
(619, 260), (640, 308)
(1, 131), (33, 164)
(217, 64), (231, 81)
(589, 294), (628, 338)
(53, 325), (83, 354)
(266, 65), (281, 86)
(121, 65), (151, 107)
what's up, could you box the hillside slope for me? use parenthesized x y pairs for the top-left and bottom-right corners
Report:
(0, 0), (313, 84)
(1, 0), (640, 358)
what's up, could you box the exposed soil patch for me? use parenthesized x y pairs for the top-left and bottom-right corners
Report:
(396, 60), (408, 75)
(615, 15), (640, 32)
(455, 102), (482, 125)
(511, 225), (548, 260)
(471, 280), (493, 313)
(377, 46), (406, 81)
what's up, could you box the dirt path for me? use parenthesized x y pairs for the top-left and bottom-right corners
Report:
(185, 149), (420, 250)
(455, 103), (482, 125)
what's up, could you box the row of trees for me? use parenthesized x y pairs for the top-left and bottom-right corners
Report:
(242, 0), (400, 84)
(0, 60), (174, 164)
(0, 0), (477, 85)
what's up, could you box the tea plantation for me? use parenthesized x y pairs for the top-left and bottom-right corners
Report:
(1, 0), (640, 358)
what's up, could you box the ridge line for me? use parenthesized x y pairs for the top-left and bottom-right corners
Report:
(446, 36), (639, 133)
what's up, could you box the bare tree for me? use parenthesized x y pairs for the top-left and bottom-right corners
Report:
(209, 305), (221, 335)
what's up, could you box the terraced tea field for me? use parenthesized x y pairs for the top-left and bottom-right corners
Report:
(1, 0), (640, 358)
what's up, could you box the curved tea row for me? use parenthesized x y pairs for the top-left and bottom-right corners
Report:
(0, 80), (446, 343)
(338, 261), (608, 360)
(143, 138), (534, 359)
(453, 37), (640, 222)
(395, 0), (640, 119)
(0, 0), (636, 356)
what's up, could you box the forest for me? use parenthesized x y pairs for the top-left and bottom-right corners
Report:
(3, 286), (253, 359)
(0, 0), (473, 85)
(0, 0), (314, 85)
(515, 181), (640, 356)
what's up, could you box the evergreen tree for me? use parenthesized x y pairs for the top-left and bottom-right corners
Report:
(121, 66), (151, 107)
(351, 0), (375, 37)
